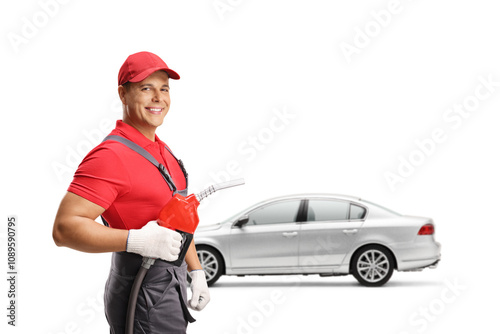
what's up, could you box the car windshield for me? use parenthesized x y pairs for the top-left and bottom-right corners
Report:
(222, 206), (252, 224)
(360, 199), (401, 216)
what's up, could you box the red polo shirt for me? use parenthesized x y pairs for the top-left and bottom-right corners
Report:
(68, 120), (187, 230)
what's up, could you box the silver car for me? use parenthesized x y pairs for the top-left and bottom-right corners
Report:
(194, 194), (441, 287)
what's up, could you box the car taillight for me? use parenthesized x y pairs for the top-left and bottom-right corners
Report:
(418, 224), (434, 235)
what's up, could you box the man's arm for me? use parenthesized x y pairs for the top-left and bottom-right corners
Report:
(53, 192), (128, 253)
(185, 240), (202, 272)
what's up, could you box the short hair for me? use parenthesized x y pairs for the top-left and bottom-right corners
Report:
(122, 81), (132, 91)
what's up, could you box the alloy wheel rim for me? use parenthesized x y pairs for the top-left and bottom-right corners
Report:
(198, 250), (218, 281)
(357, 249), (389, 283)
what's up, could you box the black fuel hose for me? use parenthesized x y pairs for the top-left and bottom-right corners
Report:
(125, 258), (155, 334)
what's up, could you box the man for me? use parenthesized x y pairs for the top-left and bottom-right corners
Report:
(53, 51), (210, 333)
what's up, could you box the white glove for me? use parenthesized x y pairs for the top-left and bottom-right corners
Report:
(188, 270), (210, 311)
(127, 221), (182, 261)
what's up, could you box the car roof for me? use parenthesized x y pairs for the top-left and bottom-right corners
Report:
(256, 193), (364, 204)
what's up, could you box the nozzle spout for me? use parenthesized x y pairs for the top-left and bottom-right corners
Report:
(196, 178), (245, 202)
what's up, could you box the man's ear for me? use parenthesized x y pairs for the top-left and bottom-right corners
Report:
(118, 85), (127, 105)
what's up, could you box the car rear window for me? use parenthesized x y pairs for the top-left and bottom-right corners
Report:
(360, 199), (401, 216)
(349, 204), (366, 220)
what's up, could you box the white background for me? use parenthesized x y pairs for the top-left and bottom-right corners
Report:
(1, 0), (499, 333)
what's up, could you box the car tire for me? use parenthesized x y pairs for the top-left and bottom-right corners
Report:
(189, 245), (224, 286)
(351, 245), (394, 287)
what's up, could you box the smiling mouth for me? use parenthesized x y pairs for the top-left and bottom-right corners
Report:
(145, 107), (163, 115)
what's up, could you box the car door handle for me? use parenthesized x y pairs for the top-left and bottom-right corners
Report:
(343, 229), (358, 235)
(282, 232), (298, 238)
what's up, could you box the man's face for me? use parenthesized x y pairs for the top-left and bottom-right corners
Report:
(119, 70), (171, 137)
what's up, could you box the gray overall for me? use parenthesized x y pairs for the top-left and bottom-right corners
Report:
(104, 252), (195, 333)
(101, 135), (194, 334)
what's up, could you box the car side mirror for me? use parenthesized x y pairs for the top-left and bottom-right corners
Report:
(234, 215), (249, 227)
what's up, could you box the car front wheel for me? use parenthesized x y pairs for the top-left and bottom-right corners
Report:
(195, 245), (224, 286)
(352, 245), (394, 287)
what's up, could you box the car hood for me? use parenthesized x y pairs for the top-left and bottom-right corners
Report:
(196, 223), (223, 233)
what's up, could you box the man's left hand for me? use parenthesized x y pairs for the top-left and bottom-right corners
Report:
(188, 270), (210, 311)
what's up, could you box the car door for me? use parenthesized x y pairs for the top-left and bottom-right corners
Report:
(298, 199), (366, 269)
(229, 199), (303, 272)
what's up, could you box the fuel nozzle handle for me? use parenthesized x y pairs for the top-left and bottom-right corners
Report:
(158, 178), (245, 234)
(196, 178), (245, 202)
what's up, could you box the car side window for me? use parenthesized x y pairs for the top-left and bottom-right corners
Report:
(307, 200), (349, 222)
(349, 204), (366, 220)
(247, 200), (301, 226)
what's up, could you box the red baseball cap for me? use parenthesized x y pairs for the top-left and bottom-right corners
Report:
(118, 51), (180, 86)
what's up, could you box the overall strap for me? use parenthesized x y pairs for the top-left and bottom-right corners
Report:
(164, 145), (189, 189)
(103, 135), (178, 193)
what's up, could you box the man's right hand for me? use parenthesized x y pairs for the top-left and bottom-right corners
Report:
(126, 221), (182, 261)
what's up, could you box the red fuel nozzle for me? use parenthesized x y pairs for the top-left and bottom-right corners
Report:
(156, 194), (200, 267)
(157, 179), (245, 233)
(157, 193), (200, 234)
(155, 179), (244, 266)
